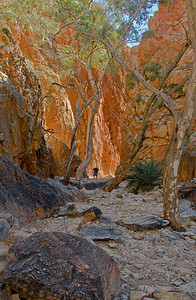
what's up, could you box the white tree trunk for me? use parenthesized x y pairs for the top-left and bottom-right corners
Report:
(76, 104), (98, 179)
(163, 0), (196, 229)
(163, 127), (183, 229)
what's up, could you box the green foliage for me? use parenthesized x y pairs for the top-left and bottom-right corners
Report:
(1, 0), (160, 74)
(184, 131), (194, 149)
(126, 73), (139, 89)
(126, 160), (163, 194)
(169, 83), (185, 98)
(1, 0), (60, 36)
(142, 29), (155, 39)
(100, 0), (158, 44)
(163, 82), (186, 98)
(186, 61), (193, 68)
(91, 45), (110, 69)
(143, 62), (162, 82)
(2, 27), (11, 37)
(136, 93), (143, 104)
(0, 42), (5, 49)
(159, 0), (170, 6)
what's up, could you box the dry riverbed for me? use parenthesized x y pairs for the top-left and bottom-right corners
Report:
(1, 179), (196, 300)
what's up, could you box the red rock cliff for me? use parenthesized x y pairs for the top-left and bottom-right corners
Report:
(0, 0), (194, 179)
(120, 0), (194, 168)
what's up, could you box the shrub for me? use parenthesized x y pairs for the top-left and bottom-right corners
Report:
(142, 29), (155, 39)
(126, 72), (139, 90)
(126, 160), (163, 194)
(143, 62), (162, 82)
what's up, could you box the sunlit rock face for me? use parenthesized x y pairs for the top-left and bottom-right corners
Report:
(9, 26), (75, 148)
(0, 25), (77, 177)
(0, 73), (54, 178)
(121, 0), (193, 166)
(0, 23), (124, 177)
(47, 135), (82, 177)
(0, 27), (55, 177)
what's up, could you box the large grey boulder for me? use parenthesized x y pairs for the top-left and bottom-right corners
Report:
(4, 232), (121, 300)
(0, 154), (76, 224)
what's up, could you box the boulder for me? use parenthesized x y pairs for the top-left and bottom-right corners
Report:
(4, 232), (121, 300)
(54, 203), (78, 217)
(0, 154), (76, 224)
(80, 225), (122, 241)
(179, 199), (196, 222)
(0, 219), (11, 241)
(117, 216), (169, 231)
(99, 216), (118, 227)
(79, 207), (103, 222)
(83, 180), (111, 190)
(46, 178), (89, 202)
(0, 213), (20, 231)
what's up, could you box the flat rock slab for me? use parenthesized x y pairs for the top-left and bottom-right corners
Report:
(80, 225), (122, 241)
(152, 287), (196, 300)
(117, 216), (169, 231)
(4, 232), (121, 300)
(83, 180), (111, 190)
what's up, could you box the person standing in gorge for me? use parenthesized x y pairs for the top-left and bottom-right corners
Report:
(93, 166), (99, 178)
(74, 165), (78, 177)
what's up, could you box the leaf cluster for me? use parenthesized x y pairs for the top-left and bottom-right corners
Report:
(100, 0), (158, 44)
(164, 83), (186, 98)
(126, 160), (163, 194)
(143, 61), (162, 82)
(1, 0), (60, 37)
(126, 72), (139, 90)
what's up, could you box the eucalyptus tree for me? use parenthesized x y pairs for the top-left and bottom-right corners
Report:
(104, 1), (195, 230)
(71, 0), (195, 229)
(53, 0), (119, 180)
(55, 0), (159, 180)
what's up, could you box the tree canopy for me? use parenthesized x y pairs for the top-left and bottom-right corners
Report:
(1, 0), (158, 49)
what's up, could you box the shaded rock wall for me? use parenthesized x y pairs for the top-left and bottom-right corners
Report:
(178, 131), (196, 182)
(178, 151), (196, 183)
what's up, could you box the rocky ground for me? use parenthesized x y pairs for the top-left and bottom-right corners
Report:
(0, 177), (196, 300)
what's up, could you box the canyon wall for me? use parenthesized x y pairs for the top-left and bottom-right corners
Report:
(0, 26), (80, 177)
(0, 72), (52, 177)
(120, 0), (195, 173)
(0, 0), (195, 179)
(0, 22), (124, 177)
